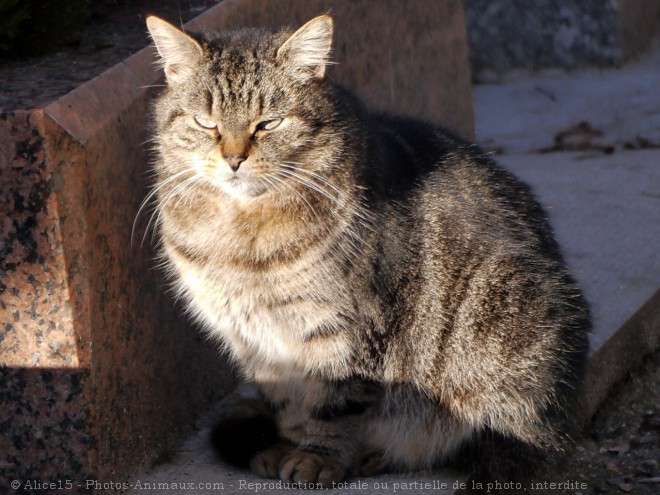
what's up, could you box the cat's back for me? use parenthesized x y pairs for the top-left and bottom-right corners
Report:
(362, 114), (562, 262)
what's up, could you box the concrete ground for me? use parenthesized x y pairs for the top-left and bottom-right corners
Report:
(125, 41), (660, 495)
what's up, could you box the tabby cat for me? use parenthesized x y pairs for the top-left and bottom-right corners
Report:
(145, 14), (589, 489)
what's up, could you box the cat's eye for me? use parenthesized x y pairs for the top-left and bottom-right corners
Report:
(256, 118), (283, 132)
(193, 114), (217, 130)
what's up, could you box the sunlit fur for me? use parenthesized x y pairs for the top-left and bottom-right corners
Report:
(146, 15), (590, 488)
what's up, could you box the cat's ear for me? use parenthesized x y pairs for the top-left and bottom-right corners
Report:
(277, 15), (334, 80)
(146, 16), (203, 84)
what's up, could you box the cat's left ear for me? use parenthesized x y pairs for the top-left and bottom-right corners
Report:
(277, 15), (334, 80)
(147, 16), (203, 84)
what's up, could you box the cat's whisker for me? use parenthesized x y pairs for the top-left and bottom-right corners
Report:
(278, 162), (375, 229)
(280, 162), (346, 196)
(148, 173), (204, 244)
(276, 168), (345, 208)
(132, 168), (197, 248)
(166, 174), (207, 217)
(273, 169), (342, 216)
(266, 174), (323, 227)
(273, 170), (367, 260)
(140, 136), (160, 147)
(276, 167), (374, 249)
(146, 189), (187, 246)
(141, 165), (203, 246)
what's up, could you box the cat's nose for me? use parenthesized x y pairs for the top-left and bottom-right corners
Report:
(224, 153), (247, 172)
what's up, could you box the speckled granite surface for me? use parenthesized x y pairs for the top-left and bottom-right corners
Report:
(0, 111), (82, 368)
(0, 0), (474, 491)
(1, 90), (234, 491)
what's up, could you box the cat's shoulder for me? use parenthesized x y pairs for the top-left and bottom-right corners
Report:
(358, 109), (510, 195)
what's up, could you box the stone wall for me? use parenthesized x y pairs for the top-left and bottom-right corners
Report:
(465, 0), (660, 78)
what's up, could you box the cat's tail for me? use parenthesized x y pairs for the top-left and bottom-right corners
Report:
(210, 384), (280, 467)
(453, 430), (568, 495)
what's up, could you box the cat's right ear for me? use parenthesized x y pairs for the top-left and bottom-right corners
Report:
(277, 15), (334, 80)
(146, 16), (203, 84)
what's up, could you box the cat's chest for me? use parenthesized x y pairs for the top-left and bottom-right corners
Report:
(167, 244), (352, 373)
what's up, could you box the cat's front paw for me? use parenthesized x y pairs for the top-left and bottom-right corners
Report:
(250, 441), (295, 479)
(279, 450), (347, 488)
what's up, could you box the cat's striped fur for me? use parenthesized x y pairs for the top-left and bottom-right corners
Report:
(146, 15), (589, 489)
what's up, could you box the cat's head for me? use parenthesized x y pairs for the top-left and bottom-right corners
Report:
(147, 15), (347, 202)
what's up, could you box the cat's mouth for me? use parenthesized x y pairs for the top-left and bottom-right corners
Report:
(218, 173), (269, 199)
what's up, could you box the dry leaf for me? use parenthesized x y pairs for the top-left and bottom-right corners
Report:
(607, 441), (630, 455)
(618, 482), (634, 492)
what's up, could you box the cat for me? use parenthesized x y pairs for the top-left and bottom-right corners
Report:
(145, 14), (590, 490)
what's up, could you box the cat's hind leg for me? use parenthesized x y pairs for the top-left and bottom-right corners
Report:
(363, 384), (475, 472)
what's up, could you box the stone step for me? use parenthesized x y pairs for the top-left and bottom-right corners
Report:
(124, 422), (463, 494)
